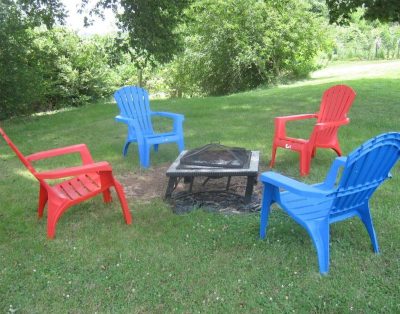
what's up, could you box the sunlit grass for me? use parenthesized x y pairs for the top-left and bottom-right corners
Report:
(284, 59), (400, 88)
(0, 61), (399, 312)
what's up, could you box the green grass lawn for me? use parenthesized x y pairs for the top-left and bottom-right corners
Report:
(1, 60), (399, 312)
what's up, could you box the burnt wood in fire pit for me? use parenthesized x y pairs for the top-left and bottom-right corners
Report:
(165, 150), (259, 204)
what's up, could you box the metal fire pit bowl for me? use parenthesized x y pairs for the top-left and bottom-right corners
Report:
(165, 150), (259, 204)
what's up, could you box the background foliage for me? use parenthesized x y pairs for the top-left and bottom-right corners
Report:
(332, 10), (400, 60)
(165, 0), (329, 96)
(1, 0), (400, 119)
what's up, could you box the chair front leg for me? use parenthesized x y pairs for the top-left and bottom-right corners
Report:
(47, 198), (69, 239)
(102, 188), (112, 203)
(306, 219), (330, 274)
(177, 137), (185, 152)
(260, 183), (277, 239)
(38, 184), (48, 218)
(138, 143), (151, 168)
(299, 146), (312, 176)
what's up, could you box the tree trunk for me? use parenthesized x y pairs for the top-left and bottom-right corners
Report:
(138, 68), (143, 87)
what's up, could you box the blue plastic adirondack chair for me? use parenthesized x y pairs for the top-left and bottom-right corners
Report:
(114, 86), (185, 168)
(259, 132), (400, 274)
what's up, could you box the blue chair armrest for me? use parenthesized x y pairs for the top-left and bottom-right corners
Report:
(115, 115), (142, 135)
(260, 171), (332, 198)
(115, 115), (137, 124)
(151, 111), (184, 121)
(151, 112), (184, 133)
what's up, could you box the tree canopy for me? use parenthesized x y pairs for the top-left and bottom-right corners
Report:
(2, 0), (66, 28)
(84, 0), (191, 65)
(326, 0), (400, 24)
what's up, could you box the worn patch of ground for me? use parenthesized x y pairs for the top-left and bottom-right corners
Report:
(117, 163), (266, 213)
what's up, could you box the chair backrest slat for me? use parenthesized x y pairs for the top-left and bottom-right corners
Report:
(0, 127), (36, 174)
(114, 86), (154, 134)
(313, 85), (356, 145)
(330, 132), (400, 217)
(317, 85), (356, 123)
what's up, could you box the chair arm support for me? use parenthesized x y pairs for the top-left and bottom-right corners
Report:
(260, 171), (331, 198)
(320, 156), (347, 189)
(274, 113), (318, 138)
(151, 112), (184, 132)
(36, 162), (112, 180)
(26, 144), (94, 165)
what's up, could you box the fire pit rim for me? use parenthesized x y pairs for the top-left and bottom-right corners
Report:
(166, 150), (260, 176)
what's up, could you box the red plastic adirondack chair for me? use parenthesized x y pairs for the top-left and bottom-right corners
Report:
(269, 85), (356, 176)
(0, 128), (132, 238)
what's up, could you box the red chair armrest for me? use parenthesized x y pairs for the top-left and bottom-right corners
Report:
(274, 113), (318, 138)
(36, 162), (112, 180)
(315, 118), (350, 130)
(275, 113), (318, 122)
(26, 144), (94, 164)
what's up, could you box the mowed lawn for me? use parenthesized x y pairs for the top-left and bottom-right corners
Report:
(0, 60), (399, 312)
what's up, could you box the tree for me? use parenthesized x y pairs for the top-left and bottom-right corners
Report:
(84, 0), (191, 86)
(167, 0), (330, 96)
(326, 0), (400, 24)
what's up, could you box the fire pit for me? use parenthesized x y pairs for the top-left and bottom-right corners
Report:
(165, 144), (259, 204)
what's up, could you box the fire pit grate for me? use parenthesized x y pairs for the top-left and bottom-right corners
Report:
(178, 143), (251, 169)
(170, 190), (261, 214)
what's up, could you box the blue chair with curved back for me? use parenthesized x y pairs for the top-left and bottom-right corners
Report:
(114, 86), (185, 168)
(259, 132), (400, 274)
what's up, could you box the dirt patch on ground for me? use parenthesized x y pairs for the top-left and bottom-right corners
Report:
(117, 164), (171, 202)
(117, 163), (267, 213)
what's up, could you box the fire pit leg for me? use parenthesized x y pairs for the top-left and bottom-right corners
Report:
(226, 176), (231, 190)
(165, 177), (178, 199)
(188, 177), (194, 192)
(244, 175), (257, 204)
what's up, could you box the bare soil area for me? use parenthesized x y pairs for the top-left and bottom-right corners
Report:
(117, 163), (266, 213)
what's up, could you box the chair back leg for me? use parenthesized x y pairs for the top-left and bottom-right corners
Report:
(358, 203), (380, 253)
(113, 180), (132, 225)
(123, 141), (131, 157)
(269, 144), (278, 168)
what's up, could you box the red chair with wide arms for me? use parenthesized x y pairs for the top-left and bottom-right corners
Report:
(269, 85), (356, 176)
(0, 127), (132, 238)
